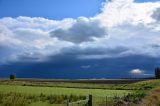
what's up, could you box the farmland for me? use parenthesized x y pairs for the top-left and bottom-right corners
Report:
(0, 85), (129, 98)
(0, 79), (160, 106)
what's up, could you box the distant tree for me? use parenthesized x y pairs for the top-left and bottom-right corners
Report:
(10, 74), (16, 80)
(155, 67), (160, 79)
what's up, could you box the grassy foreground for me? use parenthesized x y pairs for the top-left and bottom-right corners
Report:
(0, 85), (129, 106)
(0, 79), (160, 106)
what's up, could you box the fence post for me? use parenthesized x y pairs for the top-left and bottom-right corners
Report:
(106, 96), (107, 106)
(88, 94), (92, 106)
(67, 100), (69, 106)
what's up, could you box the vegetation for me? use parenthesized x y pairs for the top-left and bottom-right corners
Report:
(0, 92), (86, 106)
(0, 84), (129, 106)
(0, 79), (160, 106)
(98, 91), (146, 106)
(10, 74), (16, 80)
(155, 67), (160, 79)
(139, 87), (160, 106)
(1, 79), (160, 90)
(99, 80), (160, 106)
(0, 85), (129, 97)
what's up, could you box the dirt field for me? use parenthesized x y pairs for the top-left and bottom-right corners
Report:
(8, 78), (148, 84)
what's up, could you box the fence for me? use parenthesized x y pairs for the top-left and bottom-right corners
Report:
(67, 95), (122, 106)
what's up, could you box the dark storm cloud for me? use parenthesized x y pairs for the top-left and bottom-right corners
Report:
(0, 55), (157, 79)
(59, 45), (128, 57)
(152, 8), (160, 22)
(50, 18), (107, 43)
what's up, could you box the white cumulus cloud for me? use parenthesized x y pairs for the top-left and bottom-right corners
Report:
(0, 0), (160, 63)
(97, 0), (160, 27)
(130, 69), (144, 75)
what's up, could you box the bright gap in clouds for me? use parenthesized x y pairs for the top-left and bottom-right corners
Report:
(0, 0), (160, 78)
(130, 69), (144, 75)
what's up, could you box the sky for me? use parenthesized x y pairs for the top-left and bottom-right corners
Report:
(0, 0), (160, 79)
(0, 0), (104, 19)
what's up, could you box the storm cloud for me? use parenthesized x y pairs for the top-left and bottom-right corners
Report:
(50, 17), (107, 43)
(152, 8), (160, 22)
(0, 0), (160, 78)
(0, 55), (157, 78)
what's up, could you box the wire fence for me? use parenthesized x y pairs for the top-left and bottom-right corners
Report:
(67, 94), (124, 106)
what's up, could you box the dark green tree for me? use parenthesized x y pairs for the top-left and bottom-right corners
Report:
(10, 74), (16, 80)
(155, 67), (160, 79)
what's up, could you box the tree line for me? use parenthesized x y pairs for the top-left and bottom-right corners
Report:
(155, 67), (160, 79)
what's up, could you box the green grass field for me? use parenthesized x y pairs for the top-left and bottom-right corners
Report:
(0, 85), (130, 106)
(1, 79), (159, 90)
(0, 79), (160, 106)
(0, 85), (129, 97)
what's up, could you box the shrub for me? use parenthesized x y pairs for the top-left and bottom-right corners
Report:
(123, 91), (146, 103)
(10, 74), (16, 80)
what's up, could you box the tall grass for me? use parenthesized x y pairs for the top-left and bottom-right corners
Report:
(0, 92), (86, 106)
(100, 90), (146, 106)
